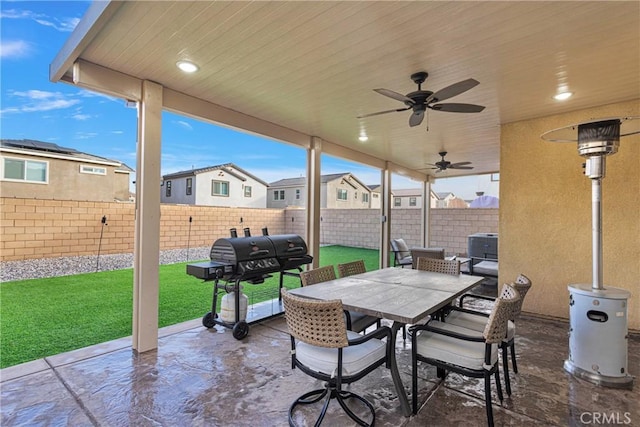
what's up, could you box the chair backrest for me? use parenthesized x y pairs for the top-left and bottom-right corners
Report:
(415, 257), (460, 276)
(300, 265), (336, 286)
(281, 290), (348, 348)
(483, 284), (520, 343)
(337, 260), (366, 278)
(391, 238), (410, 260)
(410, 247), (445, 268)
(511, 273), (532, 317)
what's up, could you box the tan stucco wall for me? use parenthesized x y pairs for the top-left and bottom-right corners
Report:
(0, 154), (131, 202)
(500, 99), (639, 330)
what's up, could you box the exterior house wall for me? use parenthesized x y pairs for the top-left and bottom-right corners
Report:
(500, 99), (639, 330)
(162, 176), (196, 205)
(325, 178), (371, 209)
(267, 185), (304, 208)
(0, 152), (131, 202)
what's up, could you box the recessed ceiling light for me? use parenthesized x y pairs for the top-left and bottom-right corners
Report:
(554, 91), (573, 101)
(176, 60), (199, 73)
(359, 135), (369, 142)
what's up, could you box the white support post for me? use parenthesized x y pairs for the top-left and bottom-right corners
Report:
(306, 136), (322, 269)
(420, 177), (432, 248)
(132, 80), (162, 353)
(379, 165), (392, 268)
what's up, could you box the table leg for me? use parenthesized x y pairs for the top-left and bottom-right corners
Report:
(390, 321), (412, 417)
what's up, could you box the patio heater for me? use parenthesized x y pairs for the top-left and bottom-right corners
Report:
(542, 117), (638, 389)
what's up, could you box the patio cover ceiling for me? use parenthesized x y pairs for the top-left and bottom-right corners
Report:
(51, 1), (640, 180)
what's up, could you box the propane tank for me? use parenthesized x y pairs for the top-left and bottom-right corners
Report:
(220, 287), (248, 323)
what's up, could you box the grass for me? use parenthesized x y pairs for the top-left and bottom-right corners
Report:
(0, 245), (379, 369)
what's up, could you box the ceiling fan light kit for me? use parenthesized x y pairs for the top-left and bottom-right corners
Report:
(358, 71), (486, 127)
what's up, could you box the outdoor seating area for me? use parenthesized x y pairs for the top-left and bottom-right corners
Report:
(2, 307), (638, 426)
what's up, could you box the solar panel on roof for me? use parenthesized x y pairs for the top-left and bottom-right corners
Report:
(1, 139), (79, 154)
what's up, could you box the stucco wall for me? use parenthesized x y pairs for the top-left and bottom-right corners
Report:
(500, 99), (639, 330)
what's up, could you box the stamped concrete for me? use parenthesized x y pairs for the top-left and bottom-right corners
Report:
(1, 311), (638, 426)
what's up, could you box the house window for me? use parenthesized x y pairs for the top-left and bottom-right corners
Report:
(373, 193), (379, 199)
(244, 185), (252, 197)
(80, 165), (106, 175)
(362, 193), (369, 203)
(394, 197), (401, 207)
(2, 158), (48, 183)
(295, 189), (300, 200)
(409, 197), (417, 207)
(273, 190), (285, 200)
(186, 178), (192, 195)
(165, 180), (172, 197)
(337, 189), (348, 201)
(212, 180), (229, 196)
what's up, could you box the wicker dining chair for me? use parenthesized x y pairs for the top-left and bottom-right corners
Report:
(415, 257), (461, 275)
(300, 265), (378, 333)
(449, 274), (532, 395)
(299, 265), (337, 286)
(281, 290), (392, 427)
(410, 284), (520, 427)
(337, 260), (382, 331)
(337, 259), (367, 277)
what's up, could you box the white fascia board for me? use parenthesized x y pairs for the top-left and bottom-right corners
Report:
(50, 1), (124, 83)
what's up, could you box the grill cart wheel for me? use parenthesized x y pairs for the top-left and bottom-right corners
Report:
(202, 312), (217, 328)
(232, 321), (249, 340)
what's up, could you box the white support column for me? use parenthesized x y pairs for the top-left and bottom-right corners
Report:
(305, 136), (322, 269)
(379, 165), (392, 268)
(132, 80), (162, 353)
(420, 177), (432, 247)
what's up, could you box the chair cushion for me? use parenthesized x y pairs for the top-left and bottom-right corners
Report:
(296, 330), (386, 377)
(415, 321), (498, 370)
(393, 238), (410, 260)
(473, 260), (499, 276)
(446, 311), (515, 341)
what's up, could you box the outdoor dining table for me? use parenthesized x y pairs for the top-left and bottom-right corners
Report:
(288, 266), (485, 417)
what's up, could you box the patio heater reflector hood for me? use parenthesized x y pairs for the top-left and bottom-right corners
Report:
(542, 117), (638, 389)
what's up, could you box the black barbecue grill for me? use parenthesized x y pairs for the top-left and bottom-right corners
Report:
(187, 233), (312, 339)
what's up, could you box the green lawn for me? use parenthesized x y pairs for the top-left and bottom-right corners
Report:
(0, 245), (379, 368)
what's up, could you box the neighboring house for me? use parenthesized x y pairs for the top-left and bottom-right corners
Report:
(392, 188), (440, 209)
(267, 173), (372, 209)
(368, 185), (383, 209)
(0, 139), (133, 202)
(161, 163), (268, 208)
(436, 192), (468, 208)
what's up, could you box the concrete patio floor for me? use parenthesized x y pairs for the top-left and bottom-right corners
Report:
(1, 305), (638, 426)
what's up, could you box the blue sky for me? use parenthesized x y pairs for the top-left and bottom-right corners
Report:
(1, 1), (497, 200)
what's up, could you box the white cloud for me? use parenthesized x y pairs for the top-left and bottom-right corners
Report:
(176, 120), (193, 131)
(111, 130), (124, 134)
(0, 40), (31, 58)
(71, 113), (92, 121)
(0, 9), (80, 32)
(5, 89), (81, 113)
(75, 132), (98, 140)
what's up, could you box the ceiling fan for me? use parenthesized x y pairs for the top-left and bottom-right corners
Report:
(357, 71), (485, 127)
(426, 151), (474, 173)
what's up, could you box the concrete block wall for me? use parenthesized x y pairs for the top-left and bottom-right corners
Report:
(0, 197), (498, 262)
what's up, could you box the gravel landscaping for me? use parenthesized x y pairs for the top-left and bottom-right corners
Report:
(0, 247), (211, 282)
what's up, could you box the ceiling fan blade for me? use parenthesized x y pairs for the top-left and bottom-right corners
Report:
(374, 88), (414, 104)
(427, 78), (479, 103)
(429, 103), (485, 113)
(409, 110), (425, 127)
(449, 165), (474, 170)
(449, 161), (472, 167)
(357, 106), (411, 119)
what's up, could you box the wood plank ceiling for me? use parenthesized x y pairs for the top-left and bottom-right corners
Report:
(57, 1), (640, 179)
